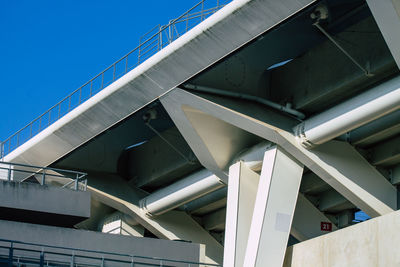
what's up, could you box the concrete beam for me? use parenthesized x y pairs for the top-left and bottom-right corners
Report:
(86, 173), (223, 265)
(161, 89), (397, 217)
(366, 0), (400, 69)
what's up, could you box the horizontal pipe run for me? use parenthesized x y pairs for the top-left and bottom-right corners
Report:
(140, 142), (272, 217)
(295, 75), (400, 148)
(140, 169), (224, 217)
(183, 84), (305, 119)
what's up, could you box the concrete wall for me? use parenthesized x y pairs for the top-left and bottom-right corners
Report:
(0, 181), (90, 226)
(283, 209), (400, 266)
(0, 219), (203, 264)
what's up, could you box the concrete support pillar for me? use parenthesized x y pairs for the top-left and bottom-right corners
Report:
(224, 146), (304, 267)
(224, 161), (260, 267)
(366, 0), (400, 69)
(244, 146), (303, 267)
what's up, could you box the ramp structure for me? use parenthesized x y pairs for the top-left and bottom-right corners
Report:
(1, 0), (400, 266)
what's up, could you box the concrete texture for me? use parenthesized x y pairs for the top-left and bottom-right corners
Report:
(0, 219), (203, 264)
(0, 181), (90, 226)
(283, 209), (400, 267)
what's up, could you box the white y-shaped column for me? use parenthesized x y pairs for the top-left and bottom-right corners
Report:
(224, 146), (304, 267)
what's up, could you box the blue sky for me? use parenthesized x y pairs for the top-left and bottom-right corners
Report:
(0, 0), (199, 141)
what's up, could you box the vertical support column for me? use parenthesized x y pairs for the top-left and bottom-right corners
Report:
(244, 146), (303, 267)
(366, 0), (400, 69)
(223, 161), (260, 267)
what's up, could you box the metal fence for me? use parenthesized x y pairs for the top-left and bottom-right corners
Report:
(0, 161), (87, 191)
(0, 239), (221, 267)
(0, 0), (230, 160)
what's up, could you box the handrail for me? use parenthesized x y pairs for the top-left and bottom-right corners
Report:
(0, 238), (221, 266)
(0, 161), (87, 191)
(0, 0), (230, 160)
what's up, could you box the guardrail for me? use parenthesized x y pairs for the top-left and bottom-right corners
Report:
(0, 161), (87, 191)
(0, 0), (231, 160)
(0, 239), (221, 267)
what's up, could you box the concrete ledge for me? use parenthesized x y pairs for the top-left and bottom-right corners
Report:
(0, 219), (203, 264)
(0, 181), (90, 227)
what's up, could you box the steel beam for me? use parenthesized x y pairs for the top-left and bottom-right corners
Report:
(318, 189), (350, 212)
(370, 135), (400, 166)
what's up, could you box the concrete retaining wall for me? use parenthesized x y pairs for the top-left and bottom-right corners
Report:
(284, 209), (400, 266)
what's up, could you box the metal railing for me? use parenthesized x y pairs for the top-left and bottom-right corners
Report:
(0, 161), (87, 191)
(0, 239), (220, 267)
(0, 0), (231, 160)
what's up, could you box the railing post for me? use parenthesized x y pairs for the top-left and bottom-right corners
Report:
(101, 256), (105, 267)
(7, 167), (12, 182)
(70, 253), (74, 267)
(169, 23), (172, 43)
(160, 25), (163, 49)
(42, 169), (46, 186)
(1, 142), (4, 161)
(39, 251), (44, 267)
(131, 257), (135, 267)
(8, 242), (13, 267)
(90, 80), (93, 97)
(84, 178), (88, 191)
(74, 173), (79, 191)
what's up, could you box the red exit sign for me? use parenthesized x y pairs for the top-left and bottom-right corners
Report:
(321, 222), (332, 232)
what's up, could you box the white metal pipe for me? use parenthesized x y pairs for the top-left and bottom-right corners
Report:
(184, 84), (305, 119)
(140, 169), (224, 217)
(294, 76), (400, 148)
(140, 142), (272, 217)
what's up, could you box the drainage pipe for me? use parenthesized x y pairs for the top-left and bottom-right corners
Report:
(140, 169), (224, 217)
(294, 76), (400, 148)
(183, 84), (305, 120)
(140, 142), (271, 217)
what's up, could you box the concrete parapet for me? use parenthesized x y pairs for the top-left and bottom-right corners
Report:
(0, 180), (90, 227)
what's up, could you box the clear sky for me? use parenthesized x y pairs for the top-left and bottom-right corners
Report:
(0, 0), (199, 142)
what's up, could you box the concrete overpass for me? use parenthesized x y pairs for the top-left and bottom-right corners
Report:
(1, 0), (400, 266)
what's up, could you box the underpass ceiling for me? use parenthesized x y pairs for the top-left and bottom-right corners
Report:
(52, 102), (173, 175)
(49, 0), (400, 235)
